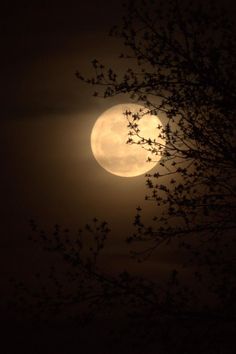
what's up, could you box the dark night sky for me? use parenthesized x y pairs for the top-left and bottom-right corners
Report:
(0, 2), (235, 351)
(0, 0), (172, 307)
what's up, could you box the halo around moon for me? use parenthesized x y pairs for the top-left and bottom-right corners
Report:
(91, 103), (165, 177)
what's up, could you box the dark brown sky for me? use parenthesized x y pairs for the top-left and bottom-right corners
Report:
(0, 0), (235, 321)
(0, 0), (168, 307)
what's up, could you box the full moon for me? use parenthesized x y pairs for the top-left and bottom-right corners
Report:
(91, 103), (165, 177)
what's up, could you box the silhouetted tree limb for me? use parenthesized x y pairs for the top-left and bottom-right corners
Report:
(77, 0), (236, 261)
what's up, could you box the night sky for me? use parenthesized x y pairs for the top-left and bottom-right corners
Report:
(0, 1), (144, 277)
(1, 0), (235, 353)
(0, 0), (169, 328)
(1, 0), (184, 292)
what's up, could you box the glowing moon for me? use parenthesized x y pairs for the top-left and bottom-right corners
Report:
(91, 103), (164, 177)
